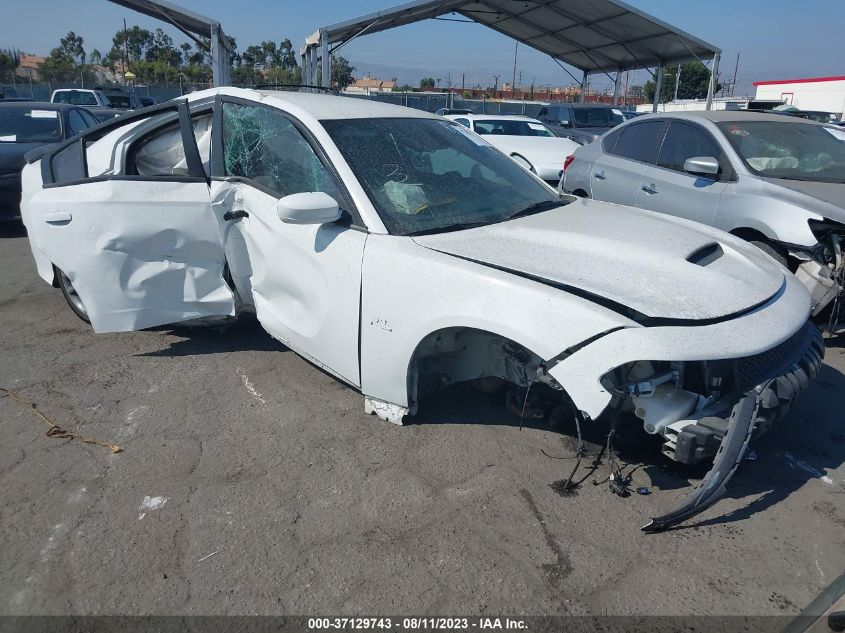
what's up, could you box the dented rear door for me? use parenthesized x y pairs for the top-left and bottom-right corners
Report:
(27, 102), (234, 332)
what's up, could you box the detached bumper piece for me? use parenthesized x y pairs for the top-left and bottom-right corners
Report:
(643, 323), (824, 532)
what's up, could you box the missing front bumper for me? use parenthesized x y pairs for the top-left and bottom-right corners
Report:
(642, 323), (824, 532)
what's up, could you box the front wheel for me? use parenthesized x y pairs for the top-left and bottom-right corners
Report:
(55, 266), (90, 323)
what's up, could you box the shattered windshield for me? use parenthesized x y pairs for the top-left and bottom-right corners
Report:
(572, 107), (624, 128)
(718, 120), (845, 183)
(0, 107), (62, 143)
(322, 118), (561, 236)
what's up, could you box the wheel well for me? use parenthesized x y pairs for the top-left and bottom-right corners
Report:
(406, 327), (553, 414)
(730, 227), (770, 243)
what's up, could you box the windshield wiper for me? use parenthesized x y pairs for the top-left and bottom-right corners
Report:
(505, 199), (563, 221)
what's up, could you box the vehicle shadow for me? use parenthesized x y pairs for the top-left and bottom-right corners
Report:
(137, 314), (287, 357)
(0, 221), (27, 239)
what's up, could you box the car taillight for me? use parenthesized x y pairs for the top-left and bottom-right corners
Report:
(563, 155), (575, 172)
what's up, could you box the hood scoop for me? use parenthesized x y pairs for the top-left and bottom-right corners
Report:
(687, 242), (723, 267)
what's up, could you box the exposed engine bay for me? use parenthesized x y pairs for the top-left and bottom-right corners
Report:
(792, 219), (845, 333)
(410, 321), (824, 532)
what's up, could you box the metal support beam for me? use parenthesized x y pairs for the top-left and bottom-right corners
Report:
(320, 30), (330, 88)
(308, 46), (317, 86)
(210, 22), (230, 87)
(705, 51), (720, 110)
(579, 70), (588, 103)
(652, 63), (663, 112)
(612, 68), (622, 105)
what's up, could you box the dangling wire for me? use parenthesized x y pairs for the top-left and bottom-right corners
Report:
(518, 366), (542, 431)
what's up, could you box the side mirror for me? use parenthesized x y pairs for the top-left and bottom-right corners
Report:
(684, 156), (720, 177)
(276, 192), (341, 225)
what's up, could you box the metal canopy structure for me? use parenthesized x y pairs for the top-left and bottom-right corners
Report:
(303, 0), (722, 110)
(107, 0), (232, 86)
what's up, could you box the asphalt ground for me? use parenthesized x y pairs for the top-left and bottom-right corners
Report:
(1, 223), (843, 618)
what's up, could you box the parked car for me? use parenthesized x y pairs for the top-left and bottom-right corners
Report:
(435, 107), (472, 116)
(20, 88), (822, 531)
(561, 111), (845, 328)
(537, 103), (626, 145)
(0, 101), (99, 221)
(446, 113), (580, 183)
(50, 88), (134, 121)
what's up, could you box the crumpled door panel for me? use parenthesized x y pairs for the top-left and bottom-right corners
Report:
(28, 179), (234, 333)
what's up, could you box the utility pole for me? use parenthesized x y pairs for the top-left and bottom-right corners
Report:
(673, 63), (681, 101)
(731, 52), (740, 97)
(492, 73), (500, 98)
(511, 41), (518, 97)
(123, 18), (130, 84)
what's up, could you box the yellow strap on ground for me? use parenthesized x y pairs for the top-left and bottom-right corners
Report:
(0, 387), (123, 454)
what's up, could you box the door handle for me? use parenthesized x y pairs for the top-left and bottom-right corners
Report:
(593, 170), (606, 180)
(223, 210), (249, 221)
(641, 183), (659, 195)
(44, 211), (72, 224)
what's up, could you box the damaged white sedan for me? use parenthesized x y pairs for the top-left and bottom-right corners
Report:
(21, 88), (824, 531)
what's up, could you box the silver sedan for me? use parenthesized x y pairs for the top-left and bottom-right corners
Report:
(562, 111), (845, 329)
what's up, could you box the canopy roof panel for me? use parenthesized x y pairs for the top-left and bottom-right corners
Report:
(108, 0), (218, 34)
(316, 0), (720, 74)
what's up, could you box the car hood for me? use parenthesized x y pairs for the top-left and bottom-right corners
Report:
(483, 135), (579, 164)
(762, 178), (845, 223)
(0, 142), (42, 174)
(412, 199), (786, 321)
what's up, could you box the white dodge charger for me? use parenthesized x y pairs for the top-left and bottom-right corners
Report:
(20, 87), (823, 530)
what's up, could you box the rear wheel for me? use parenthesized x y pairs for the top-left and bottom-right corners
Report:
(55, 266), (90, 323)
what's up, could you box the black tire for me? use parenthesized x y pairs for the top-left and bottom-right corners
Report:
(750, 240), (787, 267)
(55, 266), (90, 323)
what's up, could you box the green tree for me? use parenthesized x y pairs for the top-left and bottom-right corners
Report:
(330, 56), (354, 89)
(644, 62), (720, 102)
(59, 31), (86, 65)
(419, 77), (435, 90)
(0, 48), (20, 82)
(38, 48), (76, 83)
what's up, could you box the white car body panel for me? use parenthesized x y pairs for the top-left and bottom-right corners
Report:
(549, 272), (810, 418)
(22, 178), (235, 332)
(211, 181), (365, 386)
(359, 231), (632, 410)
(413, 201), (784, 321)
(481, 135), (579, 181)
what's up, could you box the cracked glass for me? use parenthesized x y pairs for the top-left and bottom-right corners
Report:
(222, 102), (339, 198)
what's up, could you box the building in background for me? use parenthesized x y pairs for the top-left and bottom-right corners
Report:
(15, 52), (45, 81)
(753, 76), (845, 117)
(345, 78), (396, 95)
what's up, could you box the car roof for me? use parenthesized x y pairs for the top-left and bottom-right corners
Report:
(187, 87), (440, 120)
(548, 103), (616, 109)
(652, 110), (829, 124)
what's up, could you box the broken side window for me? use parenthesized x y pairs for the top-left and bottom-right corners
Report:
(221, 101), (339, 199)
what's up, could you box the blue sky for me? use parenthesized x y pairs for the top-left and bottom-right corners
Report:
(1, 0), (842, 93)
